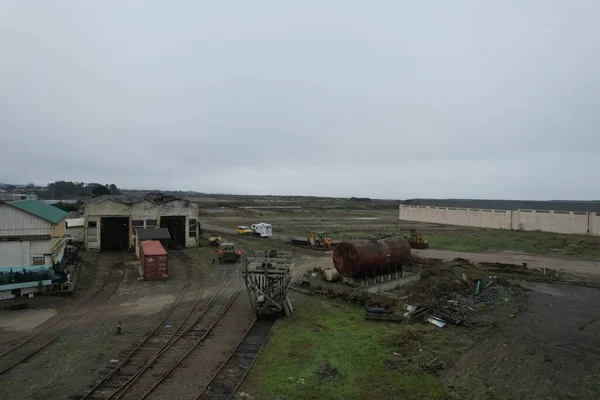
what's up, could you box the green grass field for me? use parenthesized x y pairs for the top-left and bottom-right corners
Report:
(283, 229), (600, 260)
(425, 230), (600, 257)
(241, 297), (446, 400)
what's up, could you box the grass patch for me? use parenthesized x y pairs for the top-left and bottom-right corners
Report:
(424, 230), (600, 260)
(241, 297), (446, 400)
(283, 228), (600, 260)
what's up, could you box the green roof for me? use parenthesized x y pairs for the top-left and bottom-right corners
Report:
(8, 200), (69, 224)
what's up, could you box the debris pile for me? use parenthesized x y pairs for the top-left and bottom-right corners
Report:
(449, 277), (516, 314)
(400, 260), (526, 327)
(302, 267), (323, 277)
(364, 258), (528, 327)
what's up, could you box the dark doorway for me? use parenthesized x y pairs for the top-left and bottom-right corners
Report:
(160, 216), (186, 249)
(101, 217), (129, 251)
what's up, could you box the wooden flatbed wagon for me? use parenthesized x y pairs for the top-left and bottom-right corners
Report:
(243, 250), (294, 317)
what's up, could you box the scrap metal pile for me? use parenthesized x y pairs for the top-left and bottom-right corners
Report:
(364, 257), (554, 327)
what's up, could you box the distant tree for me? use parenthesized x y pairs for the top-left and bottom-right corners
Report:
(36, 181), (122, 199)
(349, 197), (372, 202)
(25, 183), (36, 189)
(92, 185), (111, 197)
(109, 183), (121, 195)
(53, 201), (84, 212)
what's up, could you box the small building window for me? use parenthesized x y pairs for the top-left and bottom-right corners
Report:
(87, 220), (97, 242)
(32, 257), (45, 265)
(132, 220), (144, 232)
(189, 219), (197, 238)
(145, 219), (158, 228)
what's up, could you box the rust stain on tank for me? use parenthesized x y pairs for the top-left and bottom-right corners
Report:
(332, 236), (411, 277)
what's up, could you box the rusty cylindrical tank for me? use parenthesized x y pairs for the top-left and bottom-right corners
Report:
(332, 236), (411, 277)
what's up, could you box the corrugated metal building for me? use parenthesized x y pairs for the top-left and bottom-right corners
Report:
(0, 200), (68, 299)
(83, 194), (201, 251)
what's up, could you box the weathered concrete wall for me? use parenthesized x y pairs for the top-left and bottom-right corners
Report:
(84, 198), (200, 251)
(592, 213), (600, 236)
(400, 205), (600, 236)
(399, 205), (511, 230)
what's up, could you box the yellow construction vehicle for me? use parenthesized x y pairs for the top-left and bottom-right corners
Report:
(405, 229), (428, 249)
(307, 231), (338, 248)
(208, 234), (222, 247)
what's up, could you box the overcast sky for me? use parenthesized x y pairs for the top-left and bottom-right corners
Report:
(1, 1), (599, 200)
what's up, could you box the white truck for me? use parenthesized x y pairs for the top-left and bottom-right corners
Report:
(251, 222), (272, 238)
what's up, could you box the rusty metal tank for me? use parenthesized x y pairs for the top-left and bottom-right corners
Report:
(332, 236), (411, 277)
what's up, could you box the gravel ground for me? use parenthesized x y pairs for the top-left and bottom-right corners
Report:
(0, 250), (200, 400)
(145, 292), (256, 400)
(0, 252), (105, 351)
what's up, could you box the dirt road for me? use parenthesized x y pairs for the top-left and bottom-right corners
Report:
(204, 222), (600, 277)
(418, 248), (600, 277)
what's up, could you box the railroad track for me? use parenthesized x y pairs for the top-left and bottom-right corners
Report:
(0, 253), (126, 376)
(136, 264), (242, 400)
(195, 318), (276, 400)
(78, 250), (242, 400)
(77, 250), (206, 400)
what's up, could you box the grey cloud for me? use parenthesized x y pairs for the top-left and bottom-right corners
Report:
(1, 1), (599, 199)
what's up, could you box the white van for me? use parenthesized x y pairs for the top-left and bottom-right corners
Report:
(251, 222), (272, 238)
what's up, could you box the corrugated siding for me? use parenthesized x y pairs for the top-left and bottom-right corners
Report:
(0, 241), (52, 268)
(0, 204), (52, 237)
(0, 242), (30, 266)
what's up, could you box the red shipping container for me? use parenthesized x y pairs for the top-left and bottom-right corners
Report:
(140, 240), (168, 280)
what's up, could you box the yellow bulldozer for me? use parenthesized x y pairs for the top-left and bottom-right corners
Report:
(404, 229), (429, 249)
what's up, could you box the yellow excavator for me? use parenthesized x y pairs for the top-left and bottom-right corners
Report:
(307, 231), (338, 249)
(290, 231), (338, 249)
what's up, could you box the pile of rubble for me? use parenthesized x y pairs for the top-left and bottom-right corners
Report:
(366, 258), (524, 327)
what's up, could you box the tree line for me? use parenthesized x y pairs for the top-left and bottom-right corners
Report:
(36, 181), (121, 199)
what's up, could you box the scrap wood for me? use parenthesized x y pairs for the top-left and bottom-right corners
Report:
(422, 356), (444, 373)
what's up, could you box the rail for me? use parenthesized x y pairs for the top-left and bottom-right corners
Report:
(0, 254), (125, 376)
(79, 250), (206, 399)
(195, 318), (276, 400)
(137, 264), (243, 399)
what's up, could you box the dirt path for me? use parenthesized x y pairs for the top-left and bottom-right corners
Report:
(418, 249), (600, 277)
(203, 223), (600, 277)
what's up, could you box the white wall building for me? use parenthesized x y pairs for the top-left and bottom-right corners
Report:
(0, 200), (68, 299)
(83, 194), (201, 251)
